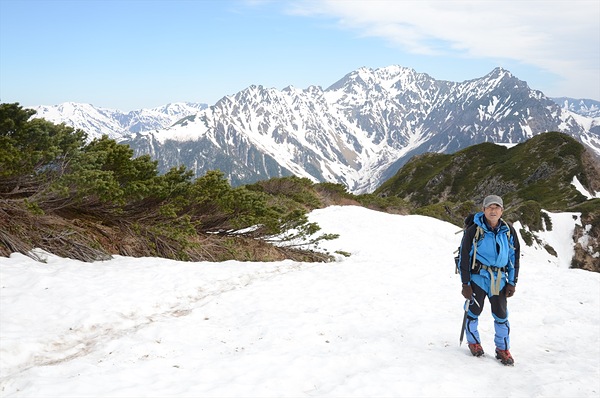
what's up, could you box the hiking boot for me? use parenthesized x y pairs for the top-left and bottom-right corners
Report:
(495, 348), (514, 365)
(468, 343), (484, 357)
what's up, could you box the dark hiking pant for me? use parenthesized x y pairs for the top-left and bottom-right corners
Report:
(465, 281), (511, 350)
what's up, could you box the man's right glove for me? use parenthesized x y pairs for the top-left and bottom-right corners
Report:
(461, 283), (473, 299)
(505, 284), (516, 297)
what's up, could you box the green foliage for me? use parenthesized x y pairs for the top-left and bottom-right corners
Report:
(541, 212), (553, 231)
(23, 199), (44, 215)
(453, 201), (478, 224)
(414, 203), (448, 221)
(315, 182), (352, 197)
(335, 250), (351, 257)
(191, 170), (270, 233)
(271, 208), (339, 250)
(505, 200), (544, 231)
(376, 152), (454, 206)
(519, 228), (534, 246)
(0, 102), (35, 135)
(192, 170), (235, 206)
(568, 198), (600, 215)
(223, 186), (277, 233)
(411, 200), (478, 227)
(58, 136), (160, 204)
(190, 172), (334, 247)
(355, 193), (411, 212)
(376, 132), (587, 209)
(152, 166), (195, 200)
(247, 176), (322, 210)
(413, 202), (452, 224)
(314, 182), (356, 204)
(544, 244), (558, 257)
(0, 103), (87, 194)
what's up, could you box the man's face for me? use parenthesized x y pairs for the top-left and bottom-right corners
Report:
(483, 204), (503, 225)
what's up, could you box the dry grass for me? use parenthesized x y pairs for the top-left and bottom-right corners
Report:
(0, 199), (332, 263)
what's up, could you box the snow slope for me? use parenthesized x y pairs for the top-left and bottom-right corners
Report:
(0, 206), (598, 397)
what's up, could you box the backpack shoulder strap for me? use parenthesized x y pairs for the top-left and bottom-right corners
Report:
(504, 221), (516, 250)
(471, 225), (484, 270)
(474, 225), (484, 241)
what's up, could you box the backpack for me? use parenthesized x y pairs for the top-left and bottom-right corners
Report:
(453, 213), (512, 274)
(454, 214), (477, 274)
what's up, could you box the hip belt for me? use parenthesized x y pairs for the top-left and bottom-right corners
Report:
(480, 264), (506, 296)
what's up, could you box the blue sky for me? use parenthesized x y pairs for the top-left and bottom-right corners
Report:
(1, 0), (598, 111)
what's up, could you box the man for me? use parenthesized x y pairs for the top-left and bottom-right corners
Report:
(458, 194), (520, 365)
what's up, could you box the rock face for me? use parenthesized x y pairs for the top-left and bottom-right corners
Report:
(572, 150), (600, 272)
(573, 212), (600, 273)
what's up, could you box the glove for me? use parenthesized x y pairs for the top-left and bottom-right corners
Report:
(461, 283), (473, 299)
(505, 284), (516, 297)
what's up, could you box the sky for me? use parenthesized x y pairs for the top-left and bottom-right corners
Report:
(1, 205), (599, 397)
(0, 0), (599, 112)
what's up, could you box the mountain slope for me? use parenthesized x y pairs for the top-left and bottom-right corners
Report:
(375, 132), (600, 209)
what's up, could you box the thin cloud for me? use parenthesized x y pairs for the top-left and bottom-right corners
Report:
(287, 0), (600, 98)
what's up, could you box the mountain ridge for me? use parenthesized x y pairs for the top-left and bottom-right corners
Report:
(31, 101), (208, 141)
(552, 97), (600, 118)
(375, 132), (600, 209)
(124, 66), (600, 193)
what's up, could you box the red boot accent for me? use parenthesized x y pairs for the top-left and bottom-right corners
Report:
(495, 348), (514, 365)
(468, 343), (484, 357)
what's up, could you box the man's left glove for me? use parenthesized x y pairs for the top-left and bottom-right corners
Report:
(505, 284), (516, 297)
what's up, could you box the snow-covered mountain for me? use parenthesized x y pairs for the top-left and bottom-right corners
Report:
(30, 102), (208, 141)
(552, 97), (600, 118)
(30, 66), (600, 194)
(123, 66), (600, 193)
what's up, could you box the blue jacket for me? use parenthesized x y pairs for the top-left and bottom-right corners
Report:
(459, 212), (520, 295)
